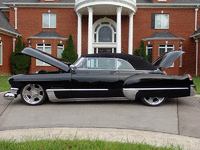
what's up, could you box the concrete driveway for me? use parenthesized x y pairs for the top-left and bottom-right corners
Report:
(0, 92), (200, 149)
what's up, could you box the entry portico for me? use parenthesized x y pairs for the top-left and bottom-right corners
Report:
(75, 0), (137, 57)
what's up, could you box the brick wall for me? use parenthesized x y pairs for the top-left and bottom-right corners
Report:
(134, 8), (196, 76)
(0, 33), (13, 75)
(6, 6), (199, 76)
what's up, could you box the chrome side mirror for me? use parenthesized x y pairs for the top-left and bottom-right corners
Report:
(70, 65), (77, 71)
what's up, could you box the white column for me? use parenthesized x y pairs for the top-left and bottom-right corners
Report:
(88, 7), (93, 54)
(128, 12), (134, 55)
(195, 39), (199, 76)
(116, 7), (122, 53)
(77, 12), (82, 57)
(14, 7), (17, 29)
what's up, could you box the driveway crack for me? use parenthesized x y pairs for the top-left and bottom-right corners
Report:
(177, 98), (180, 135)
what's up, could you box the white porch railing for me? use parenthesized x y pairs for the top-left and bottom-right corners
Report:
(75, 0), (136, 5)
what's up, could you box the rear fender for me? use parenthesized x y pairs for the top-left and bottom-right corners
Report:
(122, 74), (191, 100)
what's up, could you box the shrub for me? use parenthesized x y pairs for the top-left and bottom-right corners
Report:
(10, 37), (31, 74)
(61, 34), (78, 64)
(134, 41), (149, 62)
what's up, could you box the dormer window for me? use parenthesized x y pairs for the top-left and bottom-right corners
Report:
(43, 13), (56, 28)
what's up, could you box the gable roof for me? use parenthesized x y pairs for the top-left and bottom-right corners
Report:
(0, 11), (21, 37)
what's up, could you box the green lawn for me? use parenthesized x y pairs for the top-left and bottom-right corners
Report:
(0, 75), (10, 92)
(193, 77), (200, 94)
(0, 139), (182, 150)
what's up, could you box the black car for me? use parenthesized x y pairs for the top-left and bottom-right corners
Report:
(4, 47), (196, 106)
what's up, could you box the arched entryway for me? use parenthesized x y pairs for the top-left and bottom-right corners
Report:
(93, 17), (117, 53)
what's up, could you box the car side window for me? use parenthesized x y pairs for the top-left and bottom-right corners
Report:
(87, 58), (116, 70)
(117, 59), (134, 70)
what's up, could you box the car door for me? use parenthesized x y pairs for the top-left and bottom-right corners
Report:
(70, 57), (123, 98)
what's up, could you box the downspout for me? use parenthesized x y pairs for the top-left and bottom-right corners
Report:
(14, 4), (17, 29)
(195, 6), (199, 76)
(195, 39), (199, 76)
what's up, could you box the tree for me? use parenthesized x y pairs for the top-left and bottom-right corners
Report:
(11, 37), (31, 74)
(61, 34), (78, 64)
(134, 41), (149, 62)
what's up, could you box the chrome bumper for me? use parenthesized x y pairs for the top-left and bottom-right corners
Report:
(3, 88), (19, 100)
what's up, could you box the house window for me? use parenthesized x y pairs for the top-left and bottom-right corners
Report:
(36, 43), (51, 66)
(159, 44), (174, 67)
(152, 14), (169, 29)
(0, 41), (2, 65)
(57, 44), (64, 59)
(159, 44), (174, 55)
(43, 13), (56, 28)
(146, 45), (153, 63)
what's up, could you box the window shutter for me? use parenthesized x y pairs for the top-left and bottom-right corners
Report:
(151, 13), (155, 29)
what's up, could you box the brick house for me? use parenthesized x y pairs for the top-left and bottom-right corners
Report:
(0, 0), (199, 76)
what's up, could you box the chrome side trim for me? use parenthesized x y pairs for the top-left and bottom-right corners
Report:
(46, 89), (128, 102)
(50, 97), (128, 102)
(190, 86), (196, 96)
(123, 87), (189, 91)
(123, 89), (138, 100)
(46, 89), (109, 92)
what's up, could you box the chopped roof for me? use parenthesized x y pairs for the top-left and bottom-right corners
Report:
(143, 31), (185, 41)
(81, 53), (157, 70)
(0, 11), (21, 36)
(27, 30), (68, 40)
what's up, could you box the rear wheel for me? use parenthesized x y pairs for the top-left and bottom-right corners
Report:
(141, 97), (166, 106)
(21, 84), (47, 105)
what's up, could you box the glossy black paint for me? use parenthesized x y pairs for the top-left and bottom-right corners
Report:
(7, 48), (195, 103)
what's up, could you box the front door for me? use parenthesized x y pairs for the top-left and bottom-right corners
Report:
(94, 48), (116, 54)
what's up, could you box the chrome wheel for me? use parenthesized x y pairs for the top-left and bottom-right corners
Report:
(141, 97), (166, 106)
(21, 84), (46, 105)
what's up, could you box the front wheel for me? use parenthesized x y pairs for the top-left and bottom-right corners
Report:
(21, 84), (47, 105)
(141, 97), (166, 106)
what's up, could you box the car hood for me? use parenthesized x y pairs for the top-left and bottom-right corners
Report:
(20, 47), (70, 72)
(152, 51), (185, 68)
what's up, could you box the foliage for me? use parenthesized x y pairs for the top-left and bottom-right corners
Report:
(134, 41), (149, 62)
(10, 37), (31, 74)
(61, 34), (78, 64)
(0, 139), (182, 150)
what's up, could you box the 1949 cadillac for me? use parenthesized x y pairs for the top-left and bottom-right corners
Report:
(4, 47), (196, 106)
